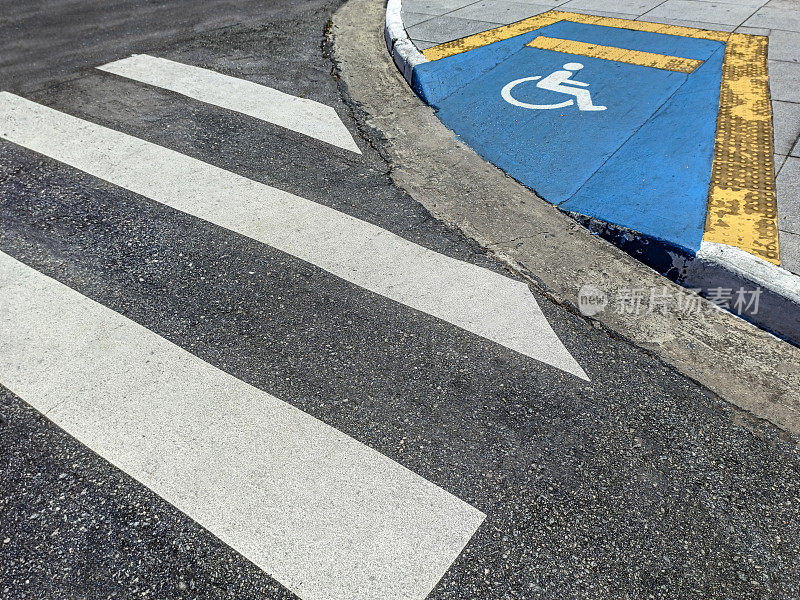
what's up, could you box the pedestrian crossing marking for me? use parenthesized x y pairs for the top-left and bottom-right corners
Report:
(527, 36), (703, 73)
(0, 92), (588, 380)
(0, 250), (485, 600)
(98, 54), (362, 154)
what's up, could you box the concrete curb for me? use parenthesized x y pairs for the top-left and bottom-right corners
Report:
(383, 0), (800, 346)
(696, 242), (800, 306)
(686, 242), (800, 343)
(331, 0), (800, 435)
(384, 0), (426, 85)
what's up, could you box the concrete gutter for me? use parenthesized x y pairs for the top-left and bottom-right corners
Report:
(379, 0), (800, 347)
(330, 0), (800, 436)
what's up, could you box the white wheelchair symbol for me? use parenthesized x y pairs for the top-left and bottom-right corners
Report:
(501, 62), (607, 111)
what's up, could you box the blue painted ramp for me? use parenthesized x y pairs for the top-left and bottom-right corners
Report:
(413, 20), (724, 254)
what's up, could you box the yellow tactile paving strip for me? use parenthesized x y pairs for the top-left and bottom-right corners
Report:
(704, 33), (779, 264)
(420, 12), (779, 264)
(526, 35), (703, 73)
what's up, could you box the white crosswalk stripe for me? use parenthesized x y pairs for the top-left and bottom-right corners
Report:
(0, 91), (588, 380)
(0, 60), (587, 600)
(0, 250), (485, 600)
(97, 54), (362, 153)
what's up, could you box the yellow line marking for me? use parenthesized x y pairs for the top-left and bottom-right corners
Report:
(704, 33), (779, 264)
(422, 10), (730, 62)
(526, 35), (703, 73)
(420, 12), (778, 263)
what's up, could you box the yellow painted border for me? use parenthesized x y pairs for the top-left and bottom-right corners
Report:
(422, 12), (779, 264)
(527, 35), (703, 73)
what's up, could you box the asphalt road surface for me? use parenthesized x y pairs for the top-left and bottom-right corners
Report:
(1, 1), (799, 599)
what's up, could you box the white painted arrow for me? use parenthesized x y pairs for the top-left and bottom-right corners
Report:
(0, 92), (588, 380)
(97, 54), (362, 154)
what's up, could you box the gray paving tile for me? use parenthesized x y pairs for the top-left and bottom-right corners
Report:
(411, 39), (441, 50)
(772, 101), (800, 155)
(792, 136), (800, 158)
(764, 0), (800, 10)
(634, 15), (737, 31)
(769, 60), (800, 102)
(777, 156), (800, 234)
(402, 0), (479, 16)
(561, 8), (644, 18)
(692, 0), (768, 6)
(778, 229), (800, 275)
(691, 0), (768, 4)
(502, 0), (570, 5)
(734, 25), (770, 34)
(744, 7), (800, 31)
(406, 15), (500, 43)
(402, 11), (437, 27)
(776, 154), (788, 174)
(449, 1), (555, 24)
(768, 29), (800, 63)
(642, 0), (760, 26)
(560, 0), (662, 15)
(712, 0), (769, 5)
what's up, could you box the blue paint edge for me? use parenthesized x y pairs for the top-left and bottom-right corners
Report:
(407, 58), (710, 265)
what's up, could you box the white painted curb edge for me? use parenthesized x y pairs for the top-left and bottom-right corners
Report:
(696, 241), (800, 305)
(385, 0), (427, 84)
